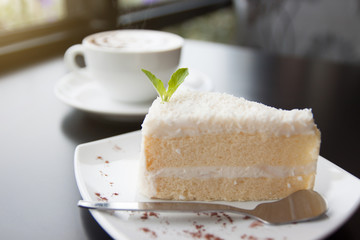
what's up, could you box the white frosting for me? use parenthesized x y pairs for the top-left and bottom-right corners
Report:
(145, 163), (316, 180)
(142, 89), (317, 138)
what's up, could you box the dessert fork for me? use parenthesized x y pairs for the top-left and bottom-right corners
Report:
(78, 189), (327, 225)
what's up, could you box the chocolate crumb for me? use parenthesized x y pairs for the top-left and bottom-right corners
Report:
(195, 224), (204, 230)
(141, 212), (148, 220)
(183, 222), (224, 240)
(149, 212), (159, 218)
(210, 212), (219, 217)
(209, 212), (223, 222)
(113, 145), (122, 151)
(140, 227), (157, 238)
(204, 233), (224, 240)
(140, 211), (160, 220)
(222, 213), (233, 224)
(249, 220), (263, 228)
(183, 230), (201, 238)
(94, 192), (108, 202)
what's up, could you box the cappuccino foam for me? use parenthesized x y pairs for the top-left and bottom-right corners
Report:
(87, 30), (183, 52)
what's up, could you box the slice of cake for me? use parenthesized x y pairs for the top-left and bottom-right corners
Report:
(139, 89), (320, 201)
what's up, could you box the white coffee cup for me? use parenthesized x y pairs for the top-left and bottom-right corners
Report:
(64, 29), (184, 103)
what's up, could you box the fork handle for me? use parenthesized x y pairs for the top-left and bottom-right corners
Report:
(78, 200), (254, 215)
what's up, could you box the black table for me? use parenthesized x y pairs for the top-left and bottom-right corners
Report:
(1, 39), (359, 239)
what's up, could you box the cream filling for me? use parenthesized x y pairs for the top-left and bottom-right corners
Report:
(139, 163), (317, 198)
(145, 162), (316, 180)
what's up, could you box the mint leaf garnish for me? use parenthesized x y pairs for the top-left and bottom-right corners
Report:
(141, 69), (166, 98)
(142, 68), (189, 102)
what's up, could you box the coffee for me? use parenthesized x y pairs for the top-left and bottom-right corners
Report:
(85, 30), (183, 52)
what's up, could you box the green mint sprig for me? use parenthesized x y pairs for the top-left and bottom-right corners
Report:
(142, 68), (189, 102)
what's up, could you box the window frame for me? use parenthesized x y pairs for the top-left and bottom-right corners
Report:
(118, 0), (231, 29)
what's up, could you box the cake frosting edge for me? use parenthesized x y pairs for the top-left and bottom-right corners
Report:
(142, 89), (318, 138)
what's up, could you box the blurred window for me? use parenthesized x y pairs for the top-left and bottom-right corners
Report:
(0, 0), (117, 69)
(0, 0), (66, 31)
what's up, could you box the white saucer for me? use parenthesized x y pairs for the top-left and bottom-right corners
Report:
(55, 69), (213, 121)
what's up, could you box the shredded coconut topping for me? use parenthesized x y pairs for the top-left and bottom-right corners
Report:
(142, 89), (316, 138)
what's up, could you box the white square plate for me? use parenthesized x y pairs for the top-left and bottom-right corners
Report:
(75, 131), (360, 240)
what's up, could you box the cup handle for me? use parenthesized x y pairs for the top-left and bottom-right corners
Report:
(64, 44), (85, 72)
